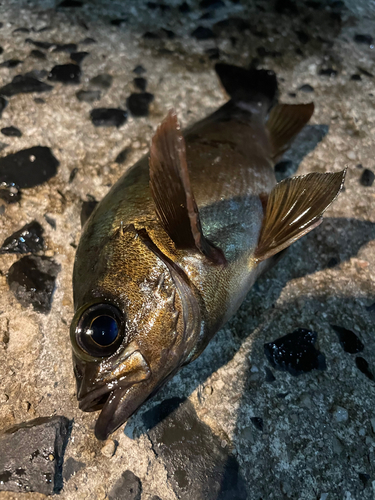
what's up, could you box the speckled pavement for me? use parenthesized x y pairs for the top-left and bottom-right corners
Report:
(0, 0), (374, 499)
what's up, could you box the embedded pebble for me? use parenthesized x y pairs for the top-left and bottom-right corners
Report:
(126, 92), (154, 117)
(319, 68), (338, 77)
(355, 357), (374, 381)
(70, 51), (89, 64)
(108, 470), (142, 500)
(29, 49), (46, 59)
(0, 59), (23, 68)
(76, 89), (101, 103)
(0, 185), (20, 204)
(7, 255), (60, 313)
(0, 416), (70, 495)
(250, 417), (263, 431)
(1, 126), (22, 137)
(264, 328), (326, 376)
(360, 169), (374, 187)
(89, 73), (113, 90)
(133, 77), (147, 91)
(58, 0), (83, 6)
(25, 38), (55, 50)
(350, 74), (361, 81)
(354, 34), (373, 46)
(0, 75), (52, 96)
(333, 406), (349, 423)
(115, 147), (130, 164)
(0, 221), (44, 254)
(48, 64), (81, 84)
(25, 69), (48, 80)
(330, 324), (364, 354)
(0, 96), (7, 117)
(80, 37), (96, 45)
(133, 65), (146, 75)
(52, 43), (77, 53)
(101, 439), (116, 458)
(0, 146), (59, 188)
(299, 83), (314, 92)
(200, 0), (225, 8)
(191, 26), (216, 40)
(90, 108), (128, 127)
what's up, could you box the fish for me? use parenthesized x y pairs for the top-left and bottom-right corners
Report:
(70, 63), (345, 440)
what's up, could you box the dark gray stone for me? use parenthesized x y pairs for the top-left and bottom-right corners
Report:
(90, 108), (127, 127)
(48, 64), (81, 84)
(0, 221), (44, 254)
(108, 470), (142, 500)
(0, 75), (52, 96)
(7, 255), (60, 313)
(76, 89), (101, 103)
(143, 398), (247, 500)
(89, 73), (113, 90)
(0, 416), (70, 495)
(0, 146), (59, 188)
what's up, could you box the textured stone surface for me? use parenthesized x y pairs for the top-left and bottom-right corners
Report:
(0, 1), (374, 499)
(0, 416), (70, 495)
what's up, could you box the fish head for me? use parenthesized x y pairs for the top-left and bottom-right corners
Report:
(70, 224), (201, 440)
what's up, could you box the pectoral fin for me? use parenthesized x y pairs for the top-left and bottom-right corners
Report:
(149, 110), (226, 265)
(267, 103), (314, 161)
(254, 170), (346, 262)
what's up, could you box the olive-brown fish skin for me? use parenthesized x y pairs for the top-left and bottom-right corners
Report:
(70, 64), (344, 440)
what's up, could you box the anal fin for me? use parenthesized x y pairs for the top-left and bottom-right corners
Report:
(254, 169), (346, 262)
(149, 110), (226, 265)
(267, 103), (314, 161)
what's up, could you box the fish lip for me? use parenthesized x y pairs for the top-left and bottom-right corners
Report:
(78, 383), (115, 412)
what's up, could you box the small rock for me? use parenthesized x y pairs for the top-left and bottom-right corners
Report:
(0, 185), (20, 204)
(161, 28), (175, 39)
(200, 0), (225, 9)
(299, 83), (314, 92)
(0, 146), (59, 188)
(126, 92), (154, 117)
(133, 77), (147, 91)
(0, 59), (23, 68)
(0, 96), (7, 117)
(89, 73), (113, 90)
(1, 126), (22, 137)
(0, 416), (70, 495)
(143, 31), (160, 40)
(0, 75), (52, 96)
(250, 417), (263, 431)
(29, 49), (46, 59)
(52, 43), (77, 53)
(330, 324), (364, 353)
(355, 357), (375, 381)
(205, 47), (220, 60)
(354, 34), (373, 46)
(115, 147), (130, 164)
(133, 65), (146, 75)
(90, 108), (128, 127)
(333, 406), (349, 423)
(80, 37), (96, 45)
(44, 215), (56, 229)
(48, 64), (81, 84)
(80, 198), (98, 226)
(110, 18), (128, 27)
(360, 169), (374, 187)
(359, 473), (370, 487)
(101, 439), (116, 458)
(62, 457), (85, 482)
(264, 328), (326, 376)
(13, 27), (30, 34)
(319, 68), (338, 77)
(25, 38), (55, 50)
(69, 167), (78, 182)
(76, 89), (101, 103)
(0, 221), (44, 254)
(350, 74), (362, 81)
(151, 497), (162, 500)
(7, 255), (60, 313)
(58, 0), (83, 6)
(70, 51), (89, 64)
(25, 69), (48, 80)
(357, 67), (373, 77)
(108, 470), (141, 500)
(191, 26), (216, 40)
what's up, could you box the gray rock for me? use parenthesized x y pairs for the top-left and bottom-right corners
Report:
(142, 398), (247, 500)
(63, 457), (86, 482)
(0, 416), (70, 495)
(108, 470), (142, 500)
(76, 89), (101, 103)
(89, 73), (113, 90)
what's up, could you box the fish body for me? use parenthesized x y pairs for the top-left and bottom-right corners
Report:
(71, 64), (345, 440)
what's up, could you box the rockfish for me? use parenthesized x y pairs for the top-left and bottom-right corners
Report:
(70, 64), (345, 440)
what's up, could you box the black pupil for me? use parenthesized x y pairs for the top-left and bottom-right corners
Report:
(89, 315), (119, 346)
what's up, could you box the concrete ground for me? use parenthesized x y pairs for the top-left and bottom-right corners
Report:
(0, 0), (374, 499)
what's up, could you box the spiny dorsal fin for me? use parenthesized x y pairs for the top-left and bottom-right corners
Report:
(149, 110), (226, 265)
(254, 169), (346, 262)
(267, 103), (314, 161)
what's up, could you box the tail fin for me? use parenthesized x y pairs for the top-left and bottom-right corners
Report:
(215, 63), (278, 110)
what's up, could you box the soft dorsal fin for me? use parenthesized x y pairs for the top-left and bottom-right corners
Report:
(267, 103), (314, 161)
(254, 170), (346, 262)
(149, 110), (226, 265)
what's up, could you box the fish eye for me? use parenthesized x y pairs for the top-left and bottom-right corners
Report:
(75, 303), (124, 357)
